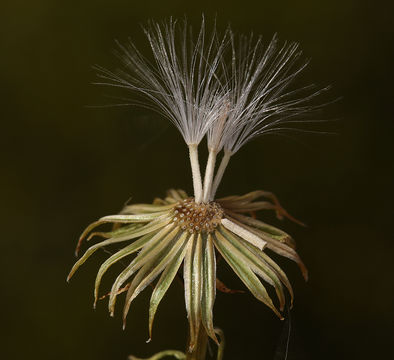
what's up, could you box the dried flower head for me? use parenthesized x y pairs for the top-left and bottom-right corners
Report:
(68, 17), (325, 359)
(68, 189), (306, 349)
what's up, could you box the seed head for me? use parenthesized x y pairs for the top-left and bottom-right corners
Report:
(172, 198), (224, 233)
(66, 16), (329, 356)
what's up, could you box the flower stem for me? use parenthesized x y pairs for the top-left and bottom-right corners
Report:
(128, 350), (186, 360)
(186, 325), (209, 360)
(188, 144), (203, 203)
(210, 150), (232, 200)
(202, 149), (218, 203)
(214, 328), (225, 360)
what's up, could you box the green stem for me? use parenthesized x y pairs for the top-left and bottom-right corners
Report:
(128, 350), (186, 360)
(186, 325), (209, 360)
(129, 327), (224, 360)
(214, 328), (225, 360)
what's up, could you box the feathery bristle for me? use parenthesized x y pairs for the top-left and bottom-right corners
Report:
(208, 33), (328, 154)
(96, 17), (229, 146)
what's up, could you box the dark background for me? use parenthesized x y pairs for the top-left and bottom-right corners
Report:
(1, 1), (393, 359)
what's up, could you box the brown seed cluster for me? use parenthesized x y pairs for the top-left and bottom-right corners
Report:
(172, 198), (224, 233)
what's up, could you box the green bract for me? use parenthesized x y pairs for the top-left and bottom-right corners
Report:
(68, 188), (307, 353)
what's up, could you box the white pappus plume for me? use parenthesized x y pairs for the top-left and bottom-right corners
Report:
(96, 17), (229, 203)
(95, 17), (328, 204)
(208, 33), (329, 200)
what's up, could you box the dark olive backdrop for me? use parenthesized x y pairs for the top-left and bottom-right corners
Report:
(1, 1), (393, 359)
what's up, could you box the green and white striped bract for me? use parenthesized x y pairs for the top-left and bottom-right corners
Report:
(68, 189), (307, 350)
